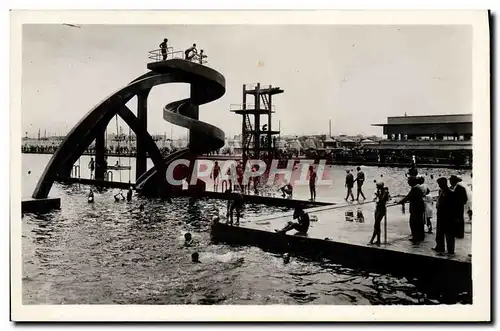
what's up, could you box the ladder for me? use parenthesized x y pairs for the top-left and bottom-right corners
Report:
(243, 114), (253, 149)
(261, 94), (270, 111)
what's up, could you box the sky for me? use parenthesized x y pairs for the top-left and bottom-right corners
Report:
(21, 24), (472, 139)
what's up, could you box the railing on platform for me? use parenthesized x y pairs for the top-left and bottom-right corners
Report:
(72, 165), (81, 178)
(148, 48), (208, 65)
(106, 171), (113, 182)
(229, 103), (276, 112)
(244, 83), (260, 91)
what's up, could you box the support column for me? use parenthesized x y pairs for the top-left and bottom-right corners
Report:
(267, 87), (273, 156)
(136, 89), (151, 180)
(254, 83), (261, 159)
(95, 128), (106, 181)
(242, 84), (247, 165)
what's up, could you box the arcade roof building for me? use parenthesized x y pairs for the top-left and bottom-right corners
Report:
(370, 114), (472, 151)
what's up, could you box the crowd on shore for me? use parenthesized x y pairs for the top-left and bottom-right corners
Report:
(219, 162), (471, 257)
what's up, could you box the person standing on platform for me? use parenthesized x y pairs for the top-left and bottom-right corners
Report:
(355, 166), (366, 201)
(159, 38), (168, 60)
(184, 43), (197, 61)
(309, 165), (317, 202)
(211, 161), (221, 192)
(198, 49), (207, 64)
(345, 170), (355, 202)
(450, 175), (467, 239)
(433, 177), (455, 255)
(397, 176), (425, 244)
(369, 181), (389, 245)
(418, 176), (433, 234)
(88, 157), (95, 179)
(227, 190), (244, 226)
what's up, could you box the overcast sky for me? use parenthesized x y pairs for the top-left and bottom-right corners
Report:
(21, 24), (471, 139)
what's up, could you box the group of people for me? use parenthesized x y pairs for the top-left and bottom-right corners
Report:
(86, 187), (134, 203)
(395, 171), (469, 255)
(345, 167), (366, 201)
(158, 38), (207, 64)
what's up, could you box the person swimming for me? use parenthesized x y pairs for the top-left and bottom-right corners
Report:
(191, 252), (200, 263)
(88, 190), (94, 203)
(184, 232), (193, 246)
(114, 190), (125, 202)
(126, 186), (133, 202)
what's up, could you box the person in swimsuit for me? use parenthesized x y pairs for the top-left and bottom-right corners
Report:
(88, 157), (95, 179)
(275, 207), (310, 235)
(369, 182), (389, 245)
(185, 43), (197, 60)
(159, 38), (168, 60)
(211, 161), (221, 192)
(309, 165), (317, 201)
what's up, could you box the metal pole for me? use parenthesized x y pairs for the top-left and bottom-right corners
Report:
(384, 214), (387, 244)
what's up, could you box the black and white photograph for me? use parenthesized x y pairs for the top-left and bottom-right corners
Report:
(10, 10), (490, 322)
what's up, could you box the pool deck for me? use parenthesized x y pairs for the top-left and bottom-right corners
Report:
(211, 199), (472, 290)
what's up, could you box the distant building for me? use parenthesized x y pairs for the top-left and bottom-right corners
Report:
(372, 114), (472, 142)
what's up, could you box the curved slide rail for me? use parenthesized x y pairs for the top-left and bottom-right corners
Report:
(135, 95), (225, 193)
(33, 59), (225, 199)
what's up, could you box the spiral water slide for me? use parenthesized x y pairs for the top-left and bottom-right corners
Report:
(32, 59), (225, 199)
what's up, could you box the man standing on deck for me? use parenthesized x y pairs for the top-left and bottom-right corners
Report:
(355, 166), (366, 201)
(309, 165), (317, 201)
(227, 189), (244, 226)
(449, 175), (467, 239)
(433, 177), (455, 255)
(88, 157), (95, 179)
(397, 176), (425, 244)
(345, 170), (355, 201)
(211, 161), (221, 192)
(159, 38), (168, 60)
(369, 181), (389, 245)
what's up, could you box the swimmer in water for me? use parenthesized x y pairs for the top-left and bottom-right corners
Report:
(114, 190), (125, 202)
(88, 189), (94, 203)
(139, 204), (145, 212)
(184, 232), (193, 246)
(126, 187), (133, 202)
(191, 252), (200, 263)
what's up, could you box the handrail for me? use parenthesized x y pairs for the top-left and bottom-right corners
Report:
(229, 103), (276, 112)
(72, 165), (80, 178)
(148, 48), (208, 65)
